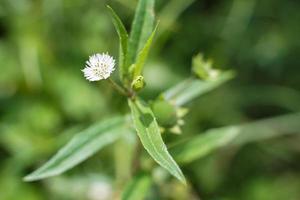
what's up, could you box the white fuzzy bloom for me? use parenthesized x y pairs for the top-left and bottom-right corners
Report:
(82, 53), (116, 81)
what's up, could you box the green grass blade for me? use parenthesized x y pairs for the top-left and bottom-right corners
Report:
(133, 24), (158, 78)
(122, 173), (152, 200)
(163, 71), (235, 106)
(171, 113), (300, 164)
(24, 116), (129, 182)
(107, 5), (129, 81)
(127, 0), (155, 66)
(128, 98), (186, 184)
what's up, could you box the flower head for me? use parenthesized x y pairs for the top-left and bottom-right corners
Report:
(82, 53), (116, 81)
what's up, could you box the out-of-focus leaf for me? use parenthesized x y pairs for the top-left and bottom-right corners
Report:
(133, 24), (158, 79)
(238, 85), (300, 112)
(163, 71), (234, 106)
(158, 0), (195, 34)
(107, 5), (129, 81)
(114, 132), (137, 186)
(47, 175), (113, 200)
(171, 127), (239, 164)
(171, 113), (300, 164)
(48, 68), (106, 120)
(122, 173), (152, 200)
(24, 116), (129, 181)
(0, 160), (44, 200)
(127, 0), (155, 66)
(156, 0), (195, 50)
(128, 99), (185, 184)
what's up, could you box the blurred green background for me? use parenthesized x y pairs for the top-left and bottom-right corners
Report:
(0, 0), (300, 199)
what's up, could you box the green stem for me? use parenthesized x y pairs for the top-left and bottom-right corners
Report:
(108, 78), (128, 96)
(108, 78), (137, 99)
(132, 140), (142, 173)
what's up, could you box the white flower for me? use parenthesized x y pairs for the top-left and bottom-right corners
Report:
(82, 53), (116, 81)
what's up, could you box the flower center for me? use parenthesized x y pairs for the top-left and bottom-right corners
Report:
(92, 62), (109, 78)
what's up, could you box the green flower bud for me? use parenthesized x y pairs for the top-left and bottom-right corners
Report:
(131, 75), (145, 91)
(192, 53), (220, 80)
(152, 99), (178, 127)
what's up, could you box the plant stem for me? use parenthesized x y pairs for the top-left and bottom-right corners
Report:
(108, 78), (128, 96)
(132, 141), (142, 173)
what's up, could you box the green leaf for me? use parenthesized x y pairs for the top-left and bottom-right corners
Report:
(107, 5), (129, 81)
(132, 24), (158, 79)
(24, 116), (129, 181)
(163, 71), (234, 106)
(128, 98), (186, 184)
(127, 0), (155, 66)
(171, 113), (300, 164)
(171, 126), (239, 164)
(122, 173), (152, 200)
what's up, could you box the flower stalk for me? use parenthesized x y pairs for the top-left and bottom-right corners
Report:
(108, 78), (129, 97)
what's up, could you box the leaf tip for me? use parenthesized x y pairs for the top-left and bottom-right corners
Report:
(179, 175), (187, 186)
(23, 174), (37, 182)
(106, 5), (114, 13)
(174, 169), (187, 185)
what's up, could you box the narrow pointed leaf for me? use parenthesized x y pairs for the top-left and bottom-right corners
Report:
(163, 71), (234, 106)
(122, 173), (152, 200)
(24, 116), (129, 181)
(133, 24), (158, 79)
(127, 0), (155, 65)
(171, 113), (300, 164)
(128, 98), (185, 184)
(107, 5), (129, 81)
(171, 126), (239, 164)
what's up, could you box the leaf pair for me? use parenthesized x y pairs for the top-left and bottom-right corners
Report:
(107, 0), (156, 85)
(24, 99), (186, 184)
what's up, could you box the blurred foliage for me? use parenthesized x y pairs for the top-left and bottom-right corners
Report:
(0, 0), (300, 199)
